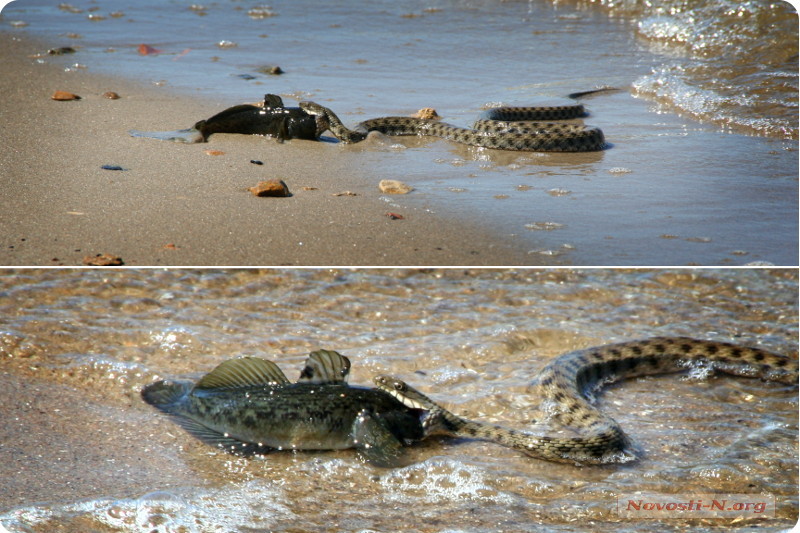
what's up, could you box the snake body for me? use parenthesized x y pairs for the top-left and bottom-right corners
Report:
(374, 337), (797, 464)
(299, 101), (605, 152)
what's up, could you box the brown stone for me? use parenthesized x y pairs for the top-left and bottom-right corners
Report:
(248, 179), (290, 197)
(102, 91), (120, 99)
(255, 65), (283, 75)
(51, 90), (81, 101)
(410, 107), (439, 120)
(138, 44), (162, 55)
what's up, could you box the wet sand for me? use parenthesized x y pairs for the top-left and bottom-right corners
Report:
(0, 32), (532, 266)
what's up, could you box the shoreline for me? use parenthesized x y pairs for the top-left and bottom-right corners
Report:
(0, 31), (537, 267)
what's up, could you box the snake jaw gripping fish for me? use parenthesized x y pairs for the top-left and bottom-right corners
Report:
(374, 337), (797, 465)
(141, 350), (424, 467)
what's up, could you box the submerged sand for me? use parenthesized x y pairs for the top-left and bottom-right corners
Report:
(0, 32), (533, 266)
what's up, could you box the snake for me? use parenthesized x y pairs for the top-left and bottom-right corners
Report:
(299, 101), (605, 152)
(373, 337), (797, 465)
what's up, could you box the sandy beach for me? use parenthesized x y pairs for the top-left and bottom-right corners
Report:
(1, 32), (535, 266)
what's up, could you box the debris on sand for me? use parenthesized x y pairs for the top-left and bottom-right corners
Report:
(83, 253), (124, 266)
(248, 179), (290, 197)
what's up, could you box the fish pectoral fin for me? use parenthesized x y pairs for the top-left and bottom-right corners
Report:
(352, 409), (405, 468)
(275, 119), (289, 143)
(168, 414), (272, 456)
(194, 357), (290, 391)
(297, 350), (352, 384)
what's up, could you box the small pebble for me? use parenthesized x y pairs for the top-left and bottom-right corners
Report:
(48, 46), (76, 55)
(385, 212), (404, 220)
(101, 164), (124, 171)
(204, 149), (225, 156)
(250, 160), (264, 165)
(83, 253), (124, 266)
(410, 107), (440, 120)
(138, 43), (162, 55)
(51, 90), (81, 101)
(102, 91), (120, 99)
(255, 65), (283, 75)
(248, 179), (290, 197)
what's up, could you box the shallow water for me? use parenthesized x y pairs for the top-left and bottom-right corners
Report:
(6, 0), (796, 139)
(564, 0), (798, 140)
(0, 269), (796, 531)
(3, 0), (798, 265)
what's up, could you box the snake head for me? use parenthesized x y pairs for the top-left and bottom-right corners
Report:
(298, 101), (322, 115)
(373, 374), (407, 393)
(373, 374), (454, 436)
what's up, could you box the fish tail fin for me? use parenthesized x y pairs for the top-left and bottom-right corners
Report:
(141, 379), (272, 456)
(141, 380), (192, 412)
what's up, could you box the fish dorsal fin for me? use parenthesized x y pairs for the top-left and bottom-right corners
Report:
(194, 357), (289, 390)
(263, 94), (285, 109)
(297, 350), (351, 384)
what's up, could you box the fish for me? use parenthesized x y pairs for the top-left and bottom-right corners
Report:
(129, 94), (327, 144)
(141, 350), (425, 467)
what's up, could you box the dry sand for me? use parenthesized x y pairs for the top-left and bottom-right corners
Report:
(0, 32), (534, 266)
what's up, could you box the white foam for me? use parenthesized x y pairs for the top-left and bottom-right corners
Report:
(0, 481), (293, 532)
(150, 326), (197, 351)
(380, 457), (517, 505)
